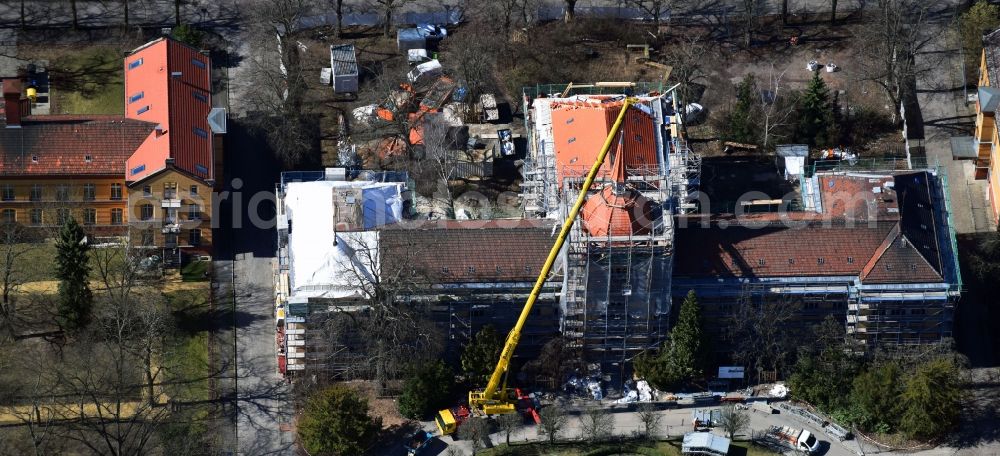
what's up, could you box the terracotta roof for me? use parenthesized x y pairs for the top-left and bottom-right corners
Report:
(860, 225), (943, 284)
(0, 116), (155, 176)
(581, 185), (657, 237)
(380, 219), (557, 283)
(674, 218), (898, 278)
(550, 100), (659, 182)
(818, 174), (898, 219)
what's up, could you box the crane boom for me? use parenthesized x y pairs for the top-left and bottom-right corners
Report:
(467, 97), (637, 413)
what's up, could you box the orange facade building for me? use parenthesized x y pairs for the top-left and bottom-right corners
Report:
(0, 37), (222, 264)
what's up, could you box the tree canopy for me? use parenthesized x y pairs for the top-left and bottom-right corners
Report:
(635, 290), (708, 390)
(398, 360), (454, 419)
(797, 70), (835, 147)
(55, 218), (92, 333)
(461, 325), (503, 382)
(298, 385), (381, 456)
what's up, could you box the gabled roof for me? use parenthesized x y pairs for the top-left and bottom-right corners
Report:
(379, 219), (557, 283)
(860, 224), (942, 284)
(124, 37), (214, 184)
(0, 116), (155, 176)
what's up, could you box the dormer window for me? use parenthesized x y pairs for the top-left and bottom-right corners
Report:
(31, 155), (38, 163)
(84, 155), (92, 162)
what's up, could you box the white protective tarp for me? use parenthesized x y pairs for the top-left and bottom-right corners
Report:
(283, 180), (403, 299)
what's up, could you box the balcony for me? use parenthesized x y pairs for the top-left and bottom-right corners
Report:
(847, 303), (870, 311)
(161, 198), (181, 208)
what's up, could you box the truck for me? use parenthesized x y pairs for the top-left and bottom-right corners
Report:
(403, 430), (433, 455)
(764, 425), (821, 454)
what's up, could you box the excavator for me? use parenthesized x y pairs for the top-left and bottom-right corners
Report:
(435, 97), (638, 436)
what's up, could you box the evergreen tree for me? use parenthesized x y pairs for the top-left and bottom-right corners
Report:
(635, 290), (708, 390)
(398, 360), (454, 419)
(797, 70), (834, 147)
(461, 325), (503, 382)
(850, 362), (903, 433)
(298, 385), (381, 456)
(899, 358), (961, 439)
(724, 73), (759, 145)
(55, 218), (92, 332)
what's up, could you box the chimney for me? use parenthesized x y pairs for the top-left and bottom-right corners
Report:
(2, 78), (26, 127)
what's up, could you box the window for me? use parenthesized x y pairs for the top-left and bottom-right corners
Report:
(110, 184), (122, 201)
(30, 155), (38, 163)
(847, 256), (854, 264)
(467, 266), (475, 274)
(84, 155), (92, 163)
(29, 185), (41, 202)
(188, 203), (200, 220)
(136, 105), (150, 115)
(163, 183), (177, 199)
(56, 208), (70, 224)
(128, 92), (144, 103)
(189, 185), (198, 196)
(83, 183), (95, 201)
(1, 185), (13, 201)
(128, 58), (143, 70)
(83, 208), (96, 225)
(787, 258), (795, 265)
(193, 127), (208, 138)
(140, 204), (154, 221)
(56, 185), (69, 201)
(143, 185), (152, 197)
(192, 91), (208, 102)
(757, 259), (765, 266)
(191, 58), (207, 69)
(110, 208), (123, 225)
(130, 164), (146, 175)
(30, 209), (41, 225)
(188, 229), (201, 246)
(1, 209), (14, 223)
(817, 258), (825, 265)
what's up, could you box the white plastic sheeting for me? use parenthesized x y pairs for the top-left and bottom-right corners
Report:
(283, 180), (404, 299)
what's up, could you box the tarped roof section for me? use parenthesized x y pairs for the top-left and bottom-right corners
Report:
(682, 432), (730, 456)
(284, 180), (404, 299)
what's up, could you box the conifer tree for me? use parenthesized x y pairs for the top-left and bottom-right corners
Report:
(798, 70), (834, 147)
(55, 218), (92, 332)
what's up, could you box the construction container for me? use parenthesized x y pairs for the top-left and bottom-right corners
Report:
(329, 44), (358, 94)
(397, 28), (426, 52)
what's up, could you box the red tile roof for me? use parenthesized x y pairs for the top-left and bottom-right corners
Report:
(673, 215), (945, 284)
(380, 219), (557, 283)
(581, 185), (656, 237)
(0, 116), (155, 176)
(550, 99), (658, 183)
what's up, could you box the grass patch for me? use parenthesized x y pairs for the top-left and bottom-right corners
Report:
(162, 287), (212, 403)
(181, 260), (211, 282)
(50, 46), (124, 115)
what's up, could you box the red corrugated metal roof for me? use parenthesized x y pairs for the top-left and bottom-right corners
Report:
(124, 38), (214, 183)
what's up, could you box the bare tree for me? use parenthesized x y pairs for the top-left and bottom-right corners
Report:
(496, 412), (522, 445)
(636, 403), (662, 439)
(334, 232), (442, 395)
(580, 407), (615, 443)
(443, 30), (496, 120)
(831, 0), (839, 23)
(458, 416), (490, 454)
(625, 0), (681, 30)
(718, 404), (750, 439)
(329, 0), (345, 37)
(737, 0), (764, 48)
(728, 287), (801, 381)
(538, 405), (568, 444)
(370, 0), (412, 38)
(175, 0), (182, 25)
(418, 113), (460, 217)
(758, 65), (799, 149)
(661, 35), (707, 104)
(855, 0), (938, 123)
(71, 0), (79, 29)
(0, 222), (36, 339)
(564, 0), (577, 23)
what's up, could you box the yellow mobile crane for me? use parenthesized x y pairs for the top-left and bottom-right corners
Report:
(435, 97), (637, 435)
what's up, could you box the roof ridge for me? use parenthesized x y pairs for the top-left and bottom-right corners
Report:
(860, 222), (900, 280)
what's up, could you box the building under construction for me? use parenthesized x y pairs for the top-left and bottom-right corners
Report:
(520, 84), (701, 381)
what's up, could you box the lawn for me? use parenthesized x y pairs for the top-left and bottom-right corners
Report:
(181, 260), (211, 282)
(50, 46), (124, 115)
(162, 286), (213, 403)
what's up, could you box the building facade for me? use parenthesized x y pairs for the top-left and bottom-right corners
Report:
(975, 29), (1000, 223)
(0, 37), (223, 263)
